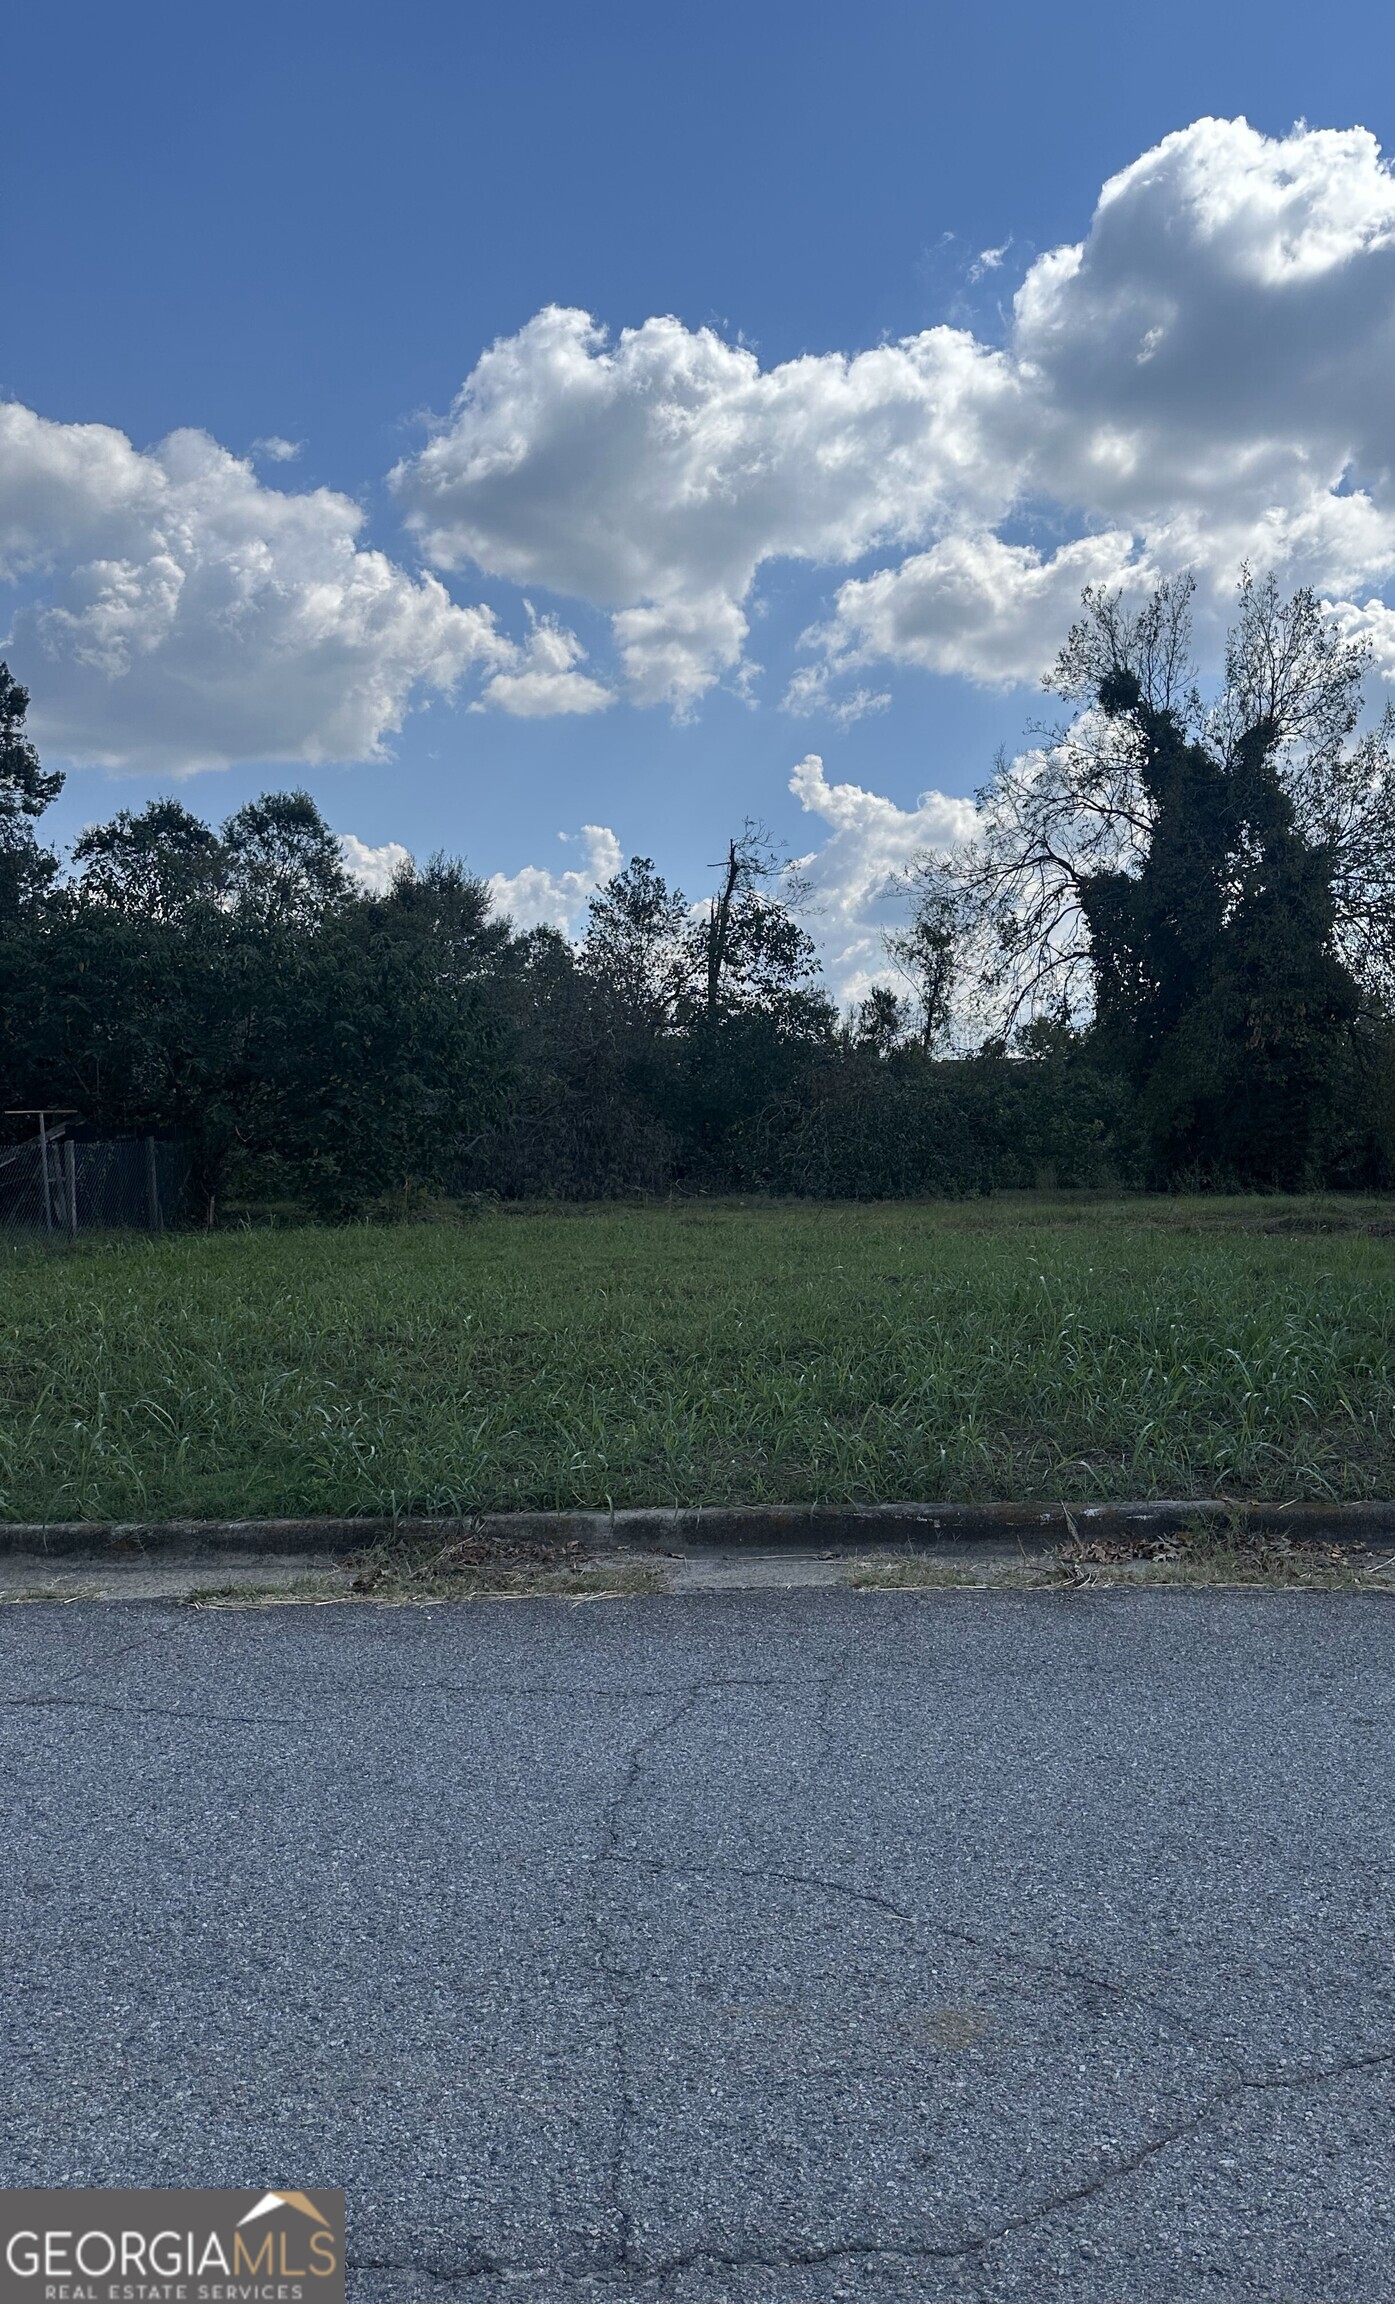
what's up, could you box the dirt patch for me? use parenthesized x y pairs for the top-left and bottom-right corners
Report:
(185, 1537), (666, 1606)
(850, 1520), (1395, 1593)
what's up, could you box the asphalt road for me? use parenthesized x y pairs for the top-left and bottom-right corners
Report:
(3, 1590), (1394, 2303)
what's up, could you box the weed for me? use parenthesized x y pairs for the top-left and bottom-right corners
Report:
(847, 1556), (1015, 1590)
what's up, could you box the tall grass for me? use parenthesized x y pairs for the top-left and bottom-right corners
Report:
(3, 1196), (1395, 1520)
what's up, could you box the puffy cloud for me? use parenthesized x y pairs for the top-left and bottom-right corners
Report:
(394, 305), (1018, 591)
(810, 531), (1150, 689)
(980, 120), (1395, 636)
(18, 115), (1395, 763)
(392, 303), (1021, 710)
(392, 119), (1395, 712)
(339, 833), (413, 893)
(787, 753), (979, 1004)
(477, 610), (613, 717)
(612, 589), (750, 714)
(486, 822), (622, 933)
(1013, 119), (1395, 513)
(1325, 594), (1395, 680)
(0, 403), (602, 770)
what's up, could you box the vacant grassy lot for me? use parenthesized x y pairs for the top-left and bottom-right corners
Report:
(4, 1196), (1395, 1521)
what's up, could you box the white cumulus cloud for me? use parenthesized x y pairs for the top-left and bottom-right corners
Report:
(486, 822), (623, 933)
(392, 303), (1021, 711)
(477, 609), (613, 718)
(391, 118), (1395, 713)
(0, 404), (603, 769)
(787, 753), (979, 1004)
(1012, 118), (1395, 514)
(15, 115), (1395, 763)
(810, 531), (1151, 690)
(339, 833), (414, 893)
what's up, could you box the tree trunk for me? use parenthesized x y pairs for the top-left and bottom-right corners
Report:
(707, 842), (740, 1022)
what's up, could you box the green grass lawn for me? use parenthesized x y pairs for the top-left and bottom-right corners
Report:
(4, 1195), (1395, 1521)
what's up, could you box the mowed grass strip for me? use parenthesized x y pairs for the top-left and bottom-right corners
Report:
(3, 1196), (1395, 1521)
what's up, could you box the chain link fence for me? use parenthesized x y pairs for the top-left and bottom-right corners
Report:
(1, 1118), (189, 1246)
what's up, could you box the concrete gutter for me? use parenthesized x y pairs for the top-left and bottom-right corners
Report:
(3, 1499), (1395, 1560)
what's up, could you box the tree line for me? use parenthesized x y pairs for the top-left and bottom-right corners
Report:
(3, 574), (1395, 1215)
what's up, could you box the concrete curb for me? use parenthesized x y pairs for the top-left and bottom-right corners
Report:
(3, 1499), (1395, 1560)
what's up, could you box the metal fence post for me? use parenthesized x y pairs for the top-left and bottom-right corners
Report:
(38, 1114), (53, 1233)
(64, 1138), (78, 1240)
(145, 1136), (163, 1232)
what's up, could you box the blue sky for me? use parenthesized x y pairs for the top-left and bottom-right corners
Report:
(6, 0), (1395, 996)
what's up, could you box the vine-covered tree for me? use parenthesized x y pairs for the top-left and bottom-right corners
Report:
(910, 574), (1393, 1181)
(1079, 660), (1361, 1183)
(936, 575), (1395, 1027)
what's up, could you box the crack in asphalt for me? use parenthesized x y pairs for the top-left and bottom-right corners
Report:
(340, 1676), (806, 1705)
(644, 2036), (1395, 2289)
(18, 1621), (1395, 2300)
(390, 1680), (1393, 2297)
(0, 1671), (799, 1732)
(0, 1614), (184, 1709)
(0, 1689), (300, 1727)
(588, 1680), (715, 2271)
(342, 2040), (1395, 2298)
(610, 1851), (1248, 2080)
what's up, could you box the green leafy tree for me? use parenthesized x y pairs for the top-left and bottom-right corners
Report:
(13, 766), (518, 1215)
(460, 922), (682, 1198)
(73, 800), (227, 921)
(850, 986), (910, 1059)
(0, 663), (61, 920)
(683, 825), (832, 1038)
(886, 863), (964, 1050)
(581, 856), (689, 1029)
(226, 856), (513, 1214)
(222, 790), (350, 924)
(0, 663), (62, 819)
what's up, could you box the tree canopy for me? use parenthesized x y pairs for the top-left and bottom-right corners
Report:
(6, 575), (1395, 1212)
